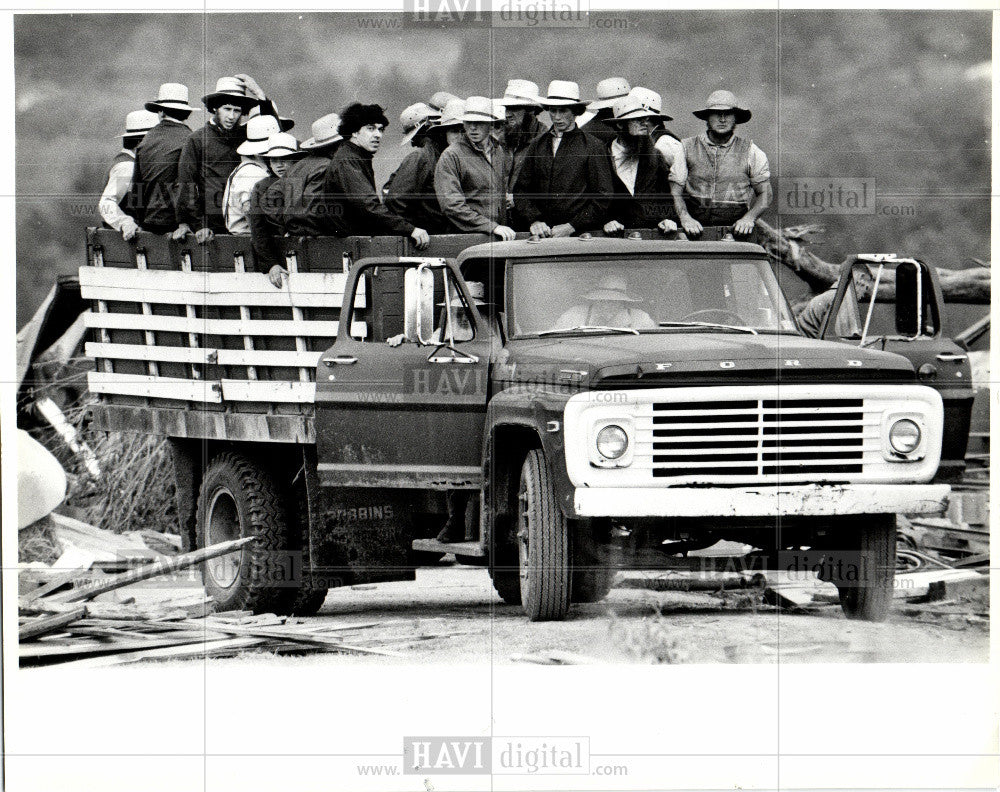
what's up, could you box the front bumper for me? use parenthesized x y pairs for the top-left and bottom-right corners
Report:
(571, 483), (950, 518)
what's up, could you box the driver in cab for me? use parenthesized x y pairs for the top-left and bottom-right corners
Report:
(554, 274), (655, 330)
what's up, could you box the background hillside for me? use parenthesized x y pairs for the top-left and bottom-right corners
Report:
(14, 10), (991, 325)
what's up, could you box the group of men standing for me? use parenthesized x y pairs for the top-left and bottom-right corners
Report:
(99, 74), (773, 284)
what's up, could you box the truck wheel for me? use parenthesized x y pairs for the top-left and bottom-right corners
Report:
(196, 452), (292, 614)
(835, 515), (897, 622)
(517, 449), (571, 621)
(288, 586), (327, 617)
(489, 563), (522, 605)
(572, 567), (617, 604)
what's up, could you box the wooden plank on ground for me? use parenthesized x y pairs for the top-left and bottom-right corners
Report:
(26, 636), (266, 666)
(19, 607), (88, 641)
(47, 536), (254, 604)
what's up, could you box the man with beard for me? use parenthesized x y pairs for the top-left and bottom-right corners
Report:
(434, 96), (515, 239)
(326, 103), (429, 248)
(497, 79), (546, 195)
(513, 80), (613, 237)
(174, 75), (277, 243)
(602, 93), (678, 235)
(676, 90), (771, 237)
(382, 102), (451, 233)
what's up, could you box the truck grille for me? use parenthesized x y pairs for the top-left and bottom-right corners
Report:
(648, 397), (867, 479)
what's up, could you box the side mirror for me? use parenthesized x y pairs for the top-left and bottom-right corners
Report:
(403, 267), (435, 344)
(894, 261), (938, 337)
(895, 262), (919, 336)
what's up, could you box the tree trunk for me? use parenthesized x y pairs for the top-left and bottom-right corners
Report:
(756, 220), (990, 303)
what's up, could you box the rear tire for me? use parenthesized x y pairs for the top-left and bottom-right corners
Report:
(834, 515), (896, 622)
(517, 449), (571, 621)
(196, 453), (293, 614)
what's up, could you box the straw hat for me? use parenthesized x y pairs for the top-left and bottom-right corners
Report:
(144, 82), (198, 114)
(589, 77), (631, 111)
(301, 113), (343, 150)
(584, 274), (640, 302)
(248, 104), (294, 132)
(435, 99), (466, 129)
(461, 96), (504, 123)
(439, 280), (486, 307)
(692, 90), (752, 124)
(399, 102), (441, 146)
(612, 93), (668, 123)
(499, 79), (542, 108)
(122, 109), (158, 139)
(429, 91), (460, 111)
(202, 76), (258, 112)
(538, 80), (590, 108)
(628, 87), (673, 122)
(262, 132), (301, 159)
(237, 114), (282, 155)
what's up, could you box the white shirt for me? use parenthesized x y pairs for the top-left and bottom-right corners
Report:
(223, 160), (269, 235)
(610, 139), (639, 195)
(654, 134), (688, 186)
(98, 151), (135, 231)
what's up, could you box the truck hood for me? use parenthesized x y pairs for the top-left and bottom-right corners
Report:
(494, 333), (916, 388)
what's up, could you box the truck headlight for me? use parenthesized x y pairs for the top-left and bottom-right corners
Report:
(888, 419), (921, 455)
(596, 425), (629, 460)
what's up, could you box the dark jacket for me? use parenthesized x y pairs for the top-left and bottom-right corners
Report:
(175, 100), (278, 233)
(581, 110), (617, 145)
(513, 125), (614, 232)
(176, 119), (245, 233)
(433, 136), (511, 234)
(606, 136), (677, 227)
(264, 151), (340, 237)
(249, 174), (282, 269)
(326, 141), (415, 236)
(130, 118), (191, 232)
(506, 115), (547, 187)
(383, 139), (450, 233)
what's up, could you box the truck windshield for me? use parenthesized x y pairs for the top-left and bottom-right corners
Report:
(509, 257), (797, 337)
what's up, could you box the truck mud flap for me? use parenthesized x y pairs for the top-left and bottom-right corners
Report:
(311, 487), (417, 587)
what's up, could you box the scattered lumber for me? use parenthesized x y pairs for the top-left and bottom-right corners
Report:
(18, 606), (87, 641)
(46, 536), (255, 603)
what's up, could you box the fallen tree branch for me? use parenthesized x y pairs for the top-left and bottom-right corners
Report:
(756, 220), (991, 303)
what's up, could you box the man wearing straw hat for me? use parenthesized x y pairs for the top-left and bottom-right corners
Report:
(223, 113), (282, 234)
(555, 273), (655, 330)
(498, 79), (547, 188)
(578, 76), (631, 145)
(326, 103), (429, 248)
(175, 74), (276, 243)
(433, 96), (515, 239)
(513, 79), (614, 237)
(677, 89), (772, 237)
(383, 102), (450, 233)
(629, 86), (687, 193)
(98, 109), (158, 240)
(130, 82), (199, 235)
(602, 92), (678, 235)
(263, 112), (343, 238)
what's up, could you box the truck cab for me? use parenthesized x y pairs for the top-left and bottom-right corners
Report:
(313, 237), (948, 621)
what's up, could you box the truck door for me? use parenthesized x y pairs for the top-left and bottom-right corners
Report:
(314, 257), (495, 491)
(822, 256), (974, 480)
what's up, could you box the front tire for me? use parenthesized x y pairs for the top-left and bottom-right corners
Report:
(196, 452), (293, 614)
(831, 515), (897, 622)
(517, 449), (571, 621)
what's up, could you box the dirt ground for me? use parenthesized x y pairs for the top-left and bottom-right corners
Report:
(194, 562), (989, 666)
